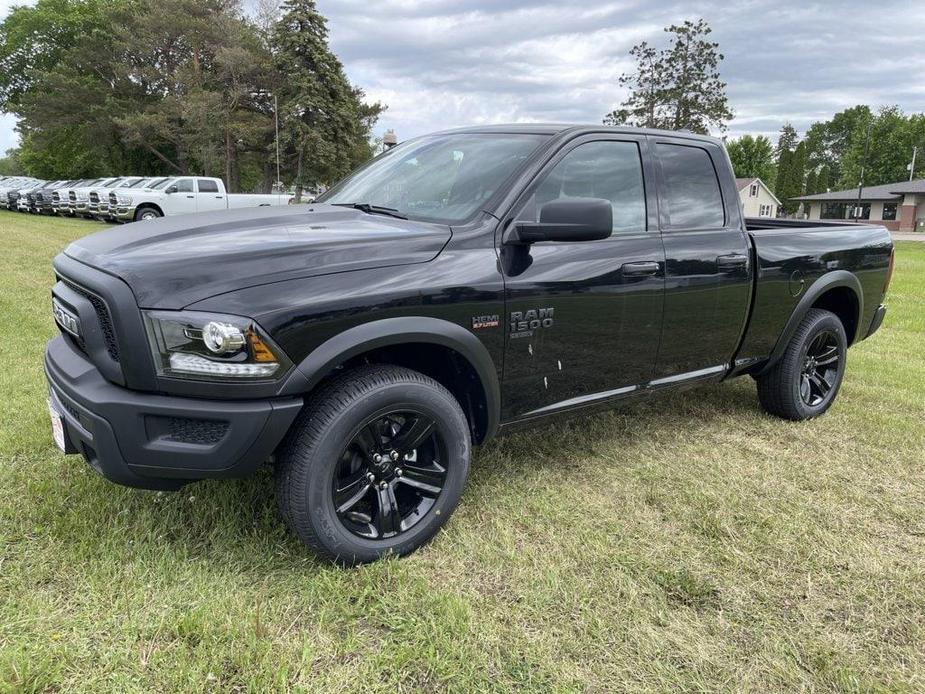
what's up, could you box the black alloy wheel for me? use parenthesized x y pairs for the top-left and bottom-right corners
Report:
(333, 410), (448, 540)
(799, 330), (840, 407)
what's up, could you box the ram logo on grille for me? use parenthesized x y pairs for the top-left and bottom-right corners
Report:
(52, 298), (81, 338)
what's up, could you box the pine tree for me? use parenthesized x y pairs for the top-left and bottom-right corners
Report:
(604, 19), (732, 133)
(271, 0), (383, 198)
(804, 168), (817, 197)
(817, 165), (831, 193)
(774, 148), (791, 199)
(776, 123), (798, 156)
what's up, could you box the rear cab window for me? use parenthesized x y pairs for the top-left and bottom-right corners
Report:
(656, 142), (725, 230)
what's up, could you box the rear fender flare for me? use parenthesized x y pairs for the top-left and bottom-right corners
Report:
(280, 317), (501, 440)
(758, 270), (863, 376)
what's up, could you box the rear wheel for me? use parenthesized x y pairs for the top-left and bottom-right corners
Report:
(756, 308), (847, 421)
(275, 365), (470, 565)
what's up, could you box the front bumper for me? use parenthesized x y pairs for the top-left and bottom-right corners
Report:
(45, 336), (303, 490)
(112, 206), (135, 221)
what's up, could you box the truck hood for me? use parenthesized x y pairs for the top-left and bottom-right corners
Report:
(64, 204), (452, 309)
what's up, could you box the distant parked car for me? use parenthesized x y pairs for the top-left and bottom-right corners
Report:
(87, 177), (145, 220)
(17, 180), (55, 213)
(111, 176), (289, 222)
(35, 181), (77, 214)
(0, 177), (39, 209)
(68, 177), (118, 217)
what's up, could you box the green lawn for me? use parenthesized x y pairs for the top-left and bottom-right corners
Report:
(1, 209), (923, 693)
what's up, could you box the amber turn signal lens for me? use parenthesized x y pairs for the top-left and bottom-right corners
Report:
(246, 329), (277, 362)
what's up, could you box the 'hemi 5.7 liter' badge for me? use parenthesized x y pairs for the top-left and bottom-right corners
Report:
(471, 314), (500, 330)
(52, 298), (81, 338)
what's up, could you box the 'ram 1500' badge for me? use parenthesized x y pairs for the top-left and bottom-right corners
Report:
(510, 308), (554, 338)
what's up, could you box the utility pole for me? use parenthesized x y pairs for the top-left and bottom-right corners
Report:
(854, 119), (872, 220)
(274, 94), (281, 193)
(909, 145), (918, 182)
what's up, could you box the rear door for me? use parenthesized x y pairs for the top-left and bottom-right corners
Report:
(195, 178), (227, 212)
(651, 137), (752, 383)
(500, 134), (665, 419)
(169, 178), (198, 216)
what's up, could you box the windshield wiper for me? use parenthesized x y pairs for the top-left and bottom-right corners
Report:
(332, 202), (408, 220)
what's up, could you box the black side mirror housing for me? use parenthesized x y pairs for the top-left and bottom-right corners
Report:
(165, 185), (178, 194)
(507, 198), (613, 244)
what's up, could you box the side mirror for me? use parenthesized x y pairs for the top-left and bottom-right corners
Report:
(165, 185), (178, 194)
(507, 198), (613, 244)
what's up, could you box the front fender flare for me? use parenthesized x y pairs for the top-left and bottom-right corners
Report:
(279, 317), (501, 440)
(757, 270), (863, 376)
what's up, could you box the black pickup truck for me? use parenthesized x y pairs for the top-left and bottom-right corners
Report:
(45, 125), (894, 563)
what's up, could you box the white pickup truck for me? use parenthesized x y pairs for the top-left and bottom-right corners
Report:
(110, 176), (291, 222)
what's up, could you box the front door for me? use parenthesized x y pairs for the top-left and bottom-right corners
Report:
(500, 135), (665, 420)
(651, 138), (752, 382)
(170, 178), (198, 216)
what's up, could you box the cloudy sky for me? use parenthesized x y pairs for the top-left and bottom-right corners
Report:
(2, 0), (925, 154)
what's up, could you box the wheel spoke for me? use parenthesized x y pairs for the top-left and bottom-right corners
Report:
(398, 462), (445, 496)
(800, 374), (812, 402)
(391, 415), (436, 455)
(354, 421), (381, 456)
(334, 473), (372, 513)
(815, 345), (839, 365)
(810, 372), (831, 395)
(374, 483), (401, 537)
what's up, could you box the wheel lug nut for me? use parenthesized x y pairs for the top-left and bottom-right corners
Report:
(395, 468), (403, 477)
(379, 481), (388, 489)
(366, 472), (376, 482)
(373, 453), (382, 463)
(389, 450), (399, 461)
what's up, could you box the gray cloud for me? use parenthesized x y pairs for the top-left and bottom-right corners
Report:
(2, 0), (924, 154)
(317, 0), (925, 142)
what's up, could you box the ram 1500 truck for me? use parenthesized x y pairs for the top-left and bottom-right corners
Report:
(44, 125), (894, 564)
(109, 176), (290, 222)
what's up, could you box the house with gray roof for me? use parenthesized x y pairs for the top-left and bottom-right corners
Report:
(793, 179), (925, 232)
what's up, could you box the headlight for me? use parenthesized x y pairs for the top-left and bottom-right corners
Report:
(116, 195), (132, 205)
(143, 311), (291, 381)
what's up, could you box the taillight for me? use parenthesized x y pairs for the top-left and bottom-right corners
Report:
(883, 246), (895, 297)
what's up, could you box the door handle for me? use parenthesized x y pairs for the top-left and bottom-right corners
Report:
(186, 195), (195, 199)
(717, 254), (748, 270)
(622, 261), (660, 277)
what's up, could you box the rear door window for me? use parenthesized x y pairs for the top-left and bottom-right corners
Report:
(656, 143), (725, 229)
(197, 179), (220, 193)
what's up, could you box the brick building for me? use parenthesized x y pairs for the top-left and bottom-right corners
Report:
(793, 179), (925, 232)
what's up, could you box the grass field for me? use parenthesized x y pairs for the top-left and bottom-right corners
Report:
(0, 209), (923, 692)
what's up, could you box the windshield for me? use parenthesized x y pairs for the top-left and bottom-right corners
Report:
(150, 178), (173, 190)
(319, 132), (549, 223)
(127, 178), (153, 188)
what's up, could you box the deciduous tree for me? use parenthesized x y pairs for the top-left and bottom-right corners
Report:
(726, 134), (775, 182)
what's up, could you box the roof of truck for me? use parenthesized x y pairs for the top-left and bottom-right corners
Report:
(430, 123), (724, 145)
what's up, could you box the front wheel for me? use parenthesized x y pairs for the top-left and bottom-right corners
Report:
(134, 207), (162, 222)
(275, 365), (471, 565)
(756, 308), (848, 421)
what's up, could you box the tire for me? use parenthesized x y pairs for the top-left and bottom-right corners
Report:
(134, 206), (162, 222)
(756, 308), (848, 421)
(275, 365), (471, 565)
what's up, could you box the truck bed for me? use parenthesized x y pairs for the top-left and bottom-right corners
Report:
(744, 218), (884, 233)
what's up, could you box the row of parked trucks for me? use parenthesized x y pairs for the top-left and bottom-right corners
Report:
(0, 175), (292, 222)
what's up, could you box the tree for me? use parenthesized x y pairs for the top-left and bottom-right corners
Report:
(785, 141), (807, 212)
(604, 19), (732, 134)
(0, 148), (23, 175)
(803, 105), (871, 183)
(816, 165), (831, 194)
(774, 148), (791, 199)
(775, 123), (798, 157)
(839, 106), (925, 189)
(271, 0), (383, 198)
(726, 134), (775, 182)
(804, 168), (817, 197)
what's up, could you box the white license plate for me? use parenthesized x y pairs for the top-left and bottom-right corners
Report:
(48, 398), (66, 452)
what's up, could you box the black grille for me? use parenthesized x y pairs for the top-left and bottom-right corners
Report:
(69, 191), (76, 201)
(89, 192), (99, 203)
(109, 192), (117, 205)
(164, 418), (229, 445)
(60, 278), (120, 362)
